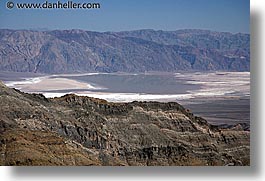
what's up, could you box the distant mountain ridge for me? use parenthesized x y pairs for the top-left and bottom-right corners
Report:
(0, 29), (250, 73)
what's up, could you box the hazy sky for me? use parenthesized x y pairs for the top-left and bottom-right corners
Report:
(0, 0), (249, 33)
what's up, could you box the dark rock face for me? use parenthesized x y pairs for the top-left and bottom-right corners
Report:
(0, 81), (250, 166)
(0, 29), (250, 73)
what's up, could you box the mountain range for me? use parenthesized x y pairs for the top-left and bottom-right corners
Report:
(0, 29), (250, 73)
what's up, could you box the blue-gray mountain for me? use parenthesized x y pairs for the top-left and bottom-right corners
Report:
(0, 29), (250, 73)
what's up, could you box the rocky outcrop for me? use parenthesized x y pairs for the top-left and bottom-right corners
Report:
(0, 81), (250, 166)
(0, 29), (250, 73)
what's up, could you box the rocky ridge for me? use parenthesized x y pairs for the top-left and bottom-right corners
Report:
(0, 81), (250, 166)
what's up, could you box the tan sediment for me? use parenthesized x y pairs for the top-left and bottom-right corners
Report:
(16, 78), (93, 92)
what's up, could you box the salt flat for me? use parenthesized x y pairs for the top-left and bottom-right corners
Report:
(1, 71), (250, 125)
